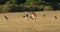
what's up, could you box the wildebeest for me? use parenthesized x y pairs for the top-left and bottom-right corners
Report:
(43, 14), (45, 17)
(55, 16), (57, 19)
(23, 14), (30, 20)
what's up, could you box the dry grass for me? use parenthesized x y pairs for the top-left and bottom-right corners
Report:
(0, 11), (60, 32)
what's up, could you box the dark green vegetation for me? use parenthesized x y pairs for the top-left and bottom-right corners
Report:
(0, 0), (60, 12)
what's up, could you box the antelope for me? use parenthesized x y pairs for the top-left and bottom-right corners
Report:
(4, 14), (8, 20)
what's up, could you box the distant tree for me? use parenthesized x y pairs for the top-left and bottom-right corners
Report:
(0, 5), (3, 12)
(16, 0), (26, 5)
(43, 5), (53, 11)
(0, 0), (10, 5)
(43, 0), (60, 10)
(2, 1), (12, 13)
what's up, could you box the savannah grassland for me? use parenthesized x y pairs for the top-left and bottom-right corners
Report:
(0, 11), (60, 32)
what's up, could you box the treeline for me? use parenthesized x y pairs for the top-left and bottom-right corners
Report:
(0, 0), (60, 12)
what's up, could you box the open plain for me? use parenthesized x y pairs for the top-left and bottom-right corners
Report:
(0, 11), (60, 32)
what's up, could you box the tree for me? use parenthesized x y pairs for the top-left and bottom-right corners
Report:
(43, 5), (53, 11)
(2, 1), (12, 13)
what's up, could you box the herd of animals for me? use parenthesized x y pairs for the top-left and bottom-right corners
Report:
(3, 12), (57, 21)
(23, 12), (57, 20)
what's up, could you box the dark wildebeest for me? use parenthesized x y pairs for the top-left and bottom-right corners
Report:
(55, 16), (57, 19)
(23, 14), (30, 20)
(43, 14), (45, 17)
